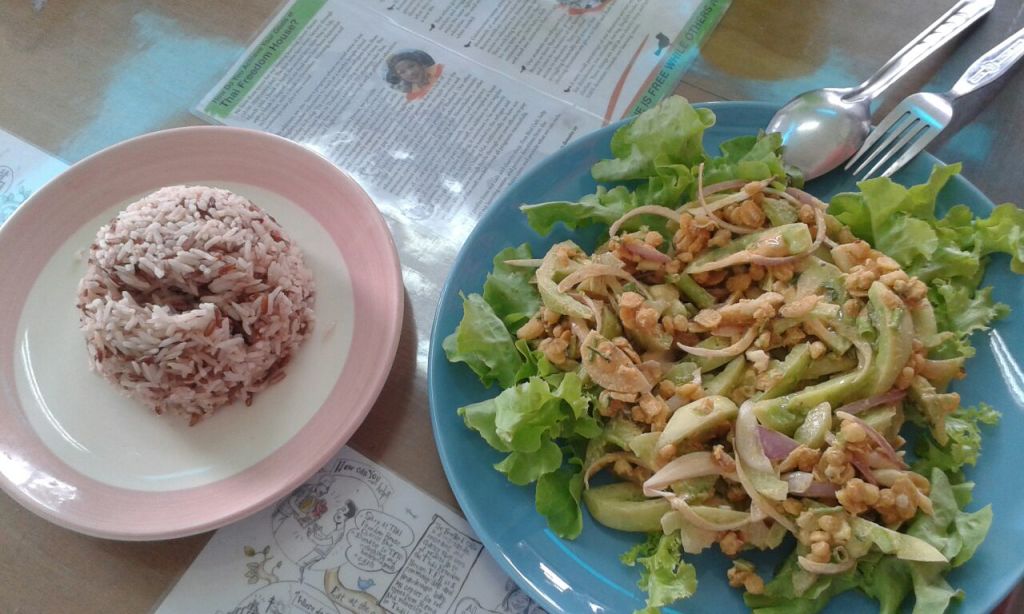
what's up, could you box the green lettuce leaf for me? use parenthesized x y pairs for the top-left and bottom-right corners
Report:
(535, 458), (584, 538)
(592, 96), (714, 182)
(828, 163), (1020, 359)
(622, 532), (698, 613)
(458, 373), (593, 485)
(443, 293), (523, 388)
(975, 202), (1024, 273)
(930, 282), (1009, 344)
(521, 185), (637, 236)
(494, 439), (563, 485)
(858, 554), (912, 614)
(907, 563), (961, 614)
(483, 244), (540, 328)
(913, 403), (1001, 476)
(899, 469), (992, 610)
(635, 163), (694, 207)
(702, 132), (791, 186)
(744, 549), (859, 614)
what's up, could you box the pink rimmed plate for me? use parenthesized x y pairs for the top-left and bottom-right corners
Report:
(0, 126), (403, 540)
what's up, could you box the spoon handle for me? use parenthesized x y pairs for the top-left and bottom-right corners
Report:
(948, 26), (1024, 99)
(848, 0), (994, 103)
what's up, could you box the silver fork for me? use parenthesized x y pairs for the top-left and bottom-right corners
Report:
(846, 26), (1024, 179)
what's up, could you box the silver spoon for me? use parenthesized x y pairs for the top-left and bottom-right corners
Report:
(767, 0), (994, 180)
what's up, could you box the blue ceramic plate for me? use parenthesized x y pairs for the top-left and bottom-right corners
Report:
(428, 102), (1024, 613)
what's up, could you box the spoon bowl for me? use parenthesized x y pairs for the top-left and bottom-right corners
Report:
(767, 87), (872, 180)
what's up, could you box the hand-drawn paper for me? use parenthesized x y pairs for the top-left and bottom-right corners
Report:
(0, 129), (67, 226)
(155, 448), (547, 614)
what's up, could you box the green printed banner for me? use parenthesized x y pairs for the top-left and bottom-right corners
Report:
(627, 0), (731, 116)
(204, 0), (327, 118)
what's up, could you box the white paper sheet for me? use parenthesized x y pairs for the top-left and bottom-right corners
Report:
(156, 448), (545, 614)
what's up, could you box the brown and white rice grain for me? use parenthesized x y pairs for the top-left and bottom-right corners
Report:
(76, 185), (315, 424)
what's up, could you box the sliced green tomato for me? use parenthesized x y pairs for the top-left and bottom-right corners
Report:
(657, 396), (739, 450)
(849, 517), (948, 563)
(583, 482), (670, 533)
(628, 326), (675, 353)
(704, 356), (747, 397)
(664, 361), (699, 385)
(599, 303), (623, 339)
(753, 360), (869, 435)
(628, 431), (661, 469)
(866, 282), (914, 396)
(601, 417), (645, 450)
(801, 351), (858, 380)
(792, 402), (832, 448)
(804, 319), (852, 354)
(536, 241), (591, 318)
(668, 273), (715, 309)
(760, 343), (811, 400)
(685, 223), (812, 274)
(762, 197), (799, 226)
(647, 284), (681, 315)
(673, 475), (718, 504)
(859, 405), (899, 441)
(795, 257), (843, 299)
(909, 296), (938, 340)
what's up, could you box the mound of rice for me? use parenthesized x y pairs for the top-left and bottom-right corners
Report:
(77, 185), (315, 424)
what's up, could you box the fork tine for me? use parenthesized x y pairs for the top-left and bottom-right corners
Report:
(877, 126), (941, 178)
(861, 119), (929, 180)
(845, 106), (912, 171)
(848, 113), (917, 176)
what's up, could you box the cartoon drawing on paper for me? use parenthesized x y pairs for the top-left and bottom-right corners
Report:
(243, 545), (282, 587)
(272, 477), (331, 531)
(273, 467), (384, 574)
(297, 501), (357, 582)
(220, 581), (339, 614)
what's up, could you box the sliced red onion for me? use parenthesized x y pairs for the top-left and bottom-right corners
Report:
(608, 205), (681, 237)
(849, 453), (879, 485)
(797, 555), (856, 575)
(579, 295), (603, 332)
(623, 241), (672, 263)
(584, 452), (641, 488)
(643, 451), (726, 496)
(557, 264), (648, 295)
(665, 497), (762, 532)
(678, 326), (760, 358)
(700, 179), (745, 196)
(785, 472), (839, 498)
(835, 389), (907, 415)
(735, 450), (798, 534)
(836, 411), (908, 469)
(758, 425), (800, 461)
(695, 164), (760, 235)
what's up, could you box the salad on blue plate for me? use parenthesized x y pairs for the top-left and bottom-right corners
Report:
(443, 96), (1023, 613)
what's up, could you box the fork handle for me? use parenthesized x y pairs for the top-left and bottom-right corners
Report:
(847, 0), (994, 102)
(948, 27), (1024, 98)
